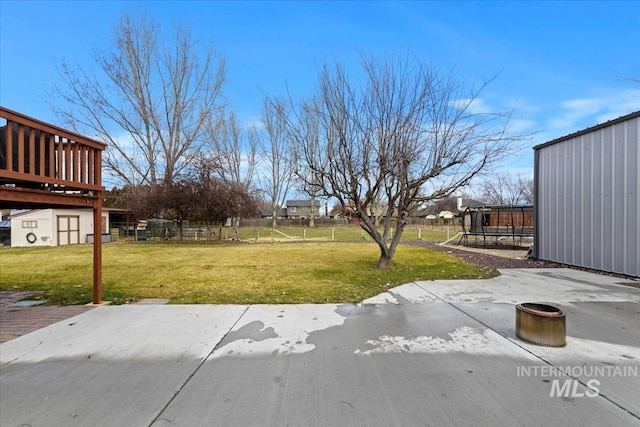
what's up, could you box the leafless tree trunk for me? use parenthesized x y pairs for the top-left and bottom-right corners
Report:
(258, 98), (295, 228)
(204, 110), (258, 226)
(277, 53), (527, 268)
(51, 11), (226, 186)
(308, 192), (317, 228)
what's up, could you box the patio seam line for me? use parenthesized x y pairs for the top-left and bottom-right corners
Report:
(411, 279), (640, 422)
(147, 304), (253, 427)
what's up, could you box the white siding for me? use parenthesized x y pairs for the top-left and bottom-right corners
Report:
(10, 210), (54, 247)
(535, 113), (639, 277)
(10, 209), (109, 247)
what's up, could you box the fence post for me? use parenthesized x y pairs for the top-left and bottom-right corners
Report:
(418, 228), (422, 240)
(255, 229), (259, 243)
(332, 228), (335, 241)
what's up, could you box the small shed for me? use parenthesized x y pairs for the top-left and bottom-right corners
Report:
(533, 111), (639, 277)
(10, 208), (110, 247)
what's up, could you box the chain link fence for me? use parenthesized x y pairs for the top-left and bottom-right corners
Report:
(109, 218), (460, 243)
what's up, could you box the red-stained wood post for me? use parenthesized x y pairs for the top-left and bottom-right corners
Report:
(93, 149), (103, 304)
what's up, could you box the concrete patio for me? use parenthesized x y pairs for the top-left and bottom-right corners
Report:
(1, 268), (639, 426)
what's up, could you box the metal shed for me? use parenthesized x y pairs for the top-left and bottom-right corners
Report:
(533, 111), (639, 277)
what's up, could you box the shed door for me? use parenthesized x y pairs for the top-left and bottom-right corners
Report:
(57, 215), (80, 245)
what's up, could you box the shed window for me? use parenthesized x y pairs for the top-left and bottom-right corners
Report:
(22, 220), (37, 228)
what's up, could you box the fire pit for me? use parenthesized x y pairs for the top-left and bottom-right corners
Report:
(515, 303), (566, 347)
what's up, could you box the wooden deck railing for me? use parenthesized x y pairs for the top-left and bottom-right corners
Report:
(0, 106), (105, 192)
(0, 106), (106, 303)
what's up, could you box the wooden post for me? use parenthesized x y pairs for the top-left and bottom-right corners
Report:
(92, 195), (103, 304)
(93, 149), (103, 304)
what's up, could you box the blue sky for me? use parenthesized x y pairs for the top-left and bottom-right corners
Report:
(1, 0), (639, 179)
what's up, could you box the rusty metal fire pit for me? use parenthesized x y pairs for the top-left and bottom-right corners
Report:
(515, 303), (566, 347)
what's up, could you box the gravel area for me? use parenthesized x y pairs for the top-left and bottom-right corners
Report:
(409, 242), (637, 281)
(406, 241), (560, 269)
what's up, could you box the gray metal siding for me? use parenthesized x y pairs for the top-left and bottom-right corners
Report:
(535, 114), (639, 277)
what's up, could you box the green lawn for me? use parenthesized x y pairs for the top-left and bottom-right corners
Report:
(0, 241), (495, 305)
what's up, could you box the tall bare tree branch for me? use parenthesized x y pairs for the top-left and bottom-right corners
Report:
(258, 98), (295, 228)
(202, 109), (259, 226)
(50, 11), (226, 186)
(480, 172), (533, 204)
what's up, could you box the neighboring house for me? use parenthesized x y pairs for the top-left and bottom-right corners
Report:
(411, 207), (438, 220)
(457, 198), (485, 212)
(286, 200), (319, 219)
(412, 197), (485, 220)
(438, 210), (456, 219)
(533, 111), (639, 277)
(258, 207), (288, 219)
(10, 208), (111, 247)
(342, 201), (389, 219)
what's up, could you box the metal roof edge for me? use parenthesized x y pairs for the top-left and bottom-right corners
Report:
(533, 110), (640, 151)
(465, 204), (534, 209)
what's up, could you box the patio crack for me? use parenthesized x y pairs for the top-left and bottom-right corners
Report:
(2, 329), (50, 365)
(147, 304), (252, 427)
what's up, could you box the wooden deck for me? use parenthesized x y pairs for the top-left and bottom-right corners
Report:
(1, 106), (106, 303)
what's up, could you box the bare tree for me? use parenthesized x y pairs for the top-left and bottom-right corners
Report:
(480, 172), (533, 204)
(258, 98), (295, 228)
(278, 53), (526, 268)
(289, 100), (327, 227)
(51, 11), (226, 186)
(521, 174), (534, 204)
(203, 110), (258, 226)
